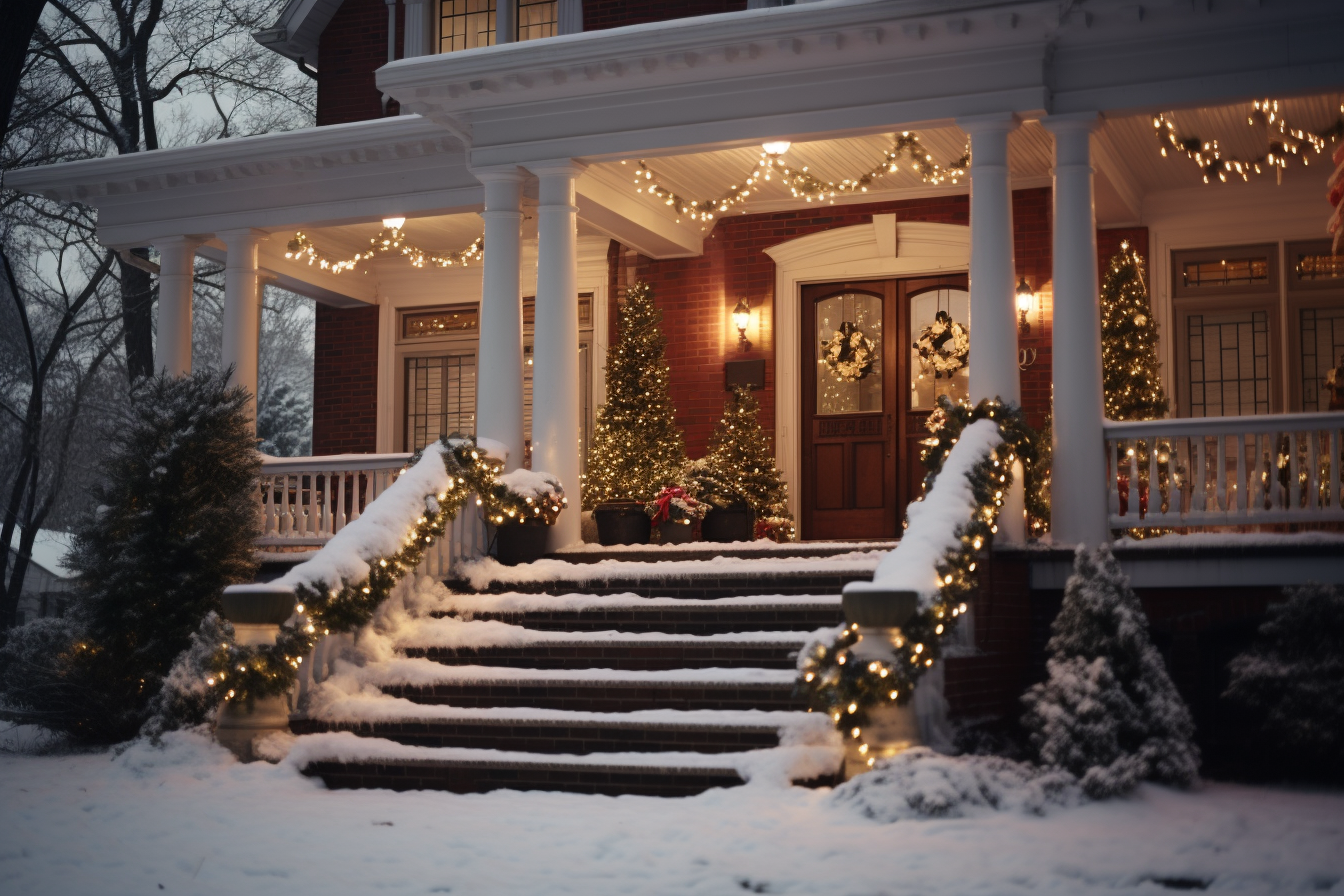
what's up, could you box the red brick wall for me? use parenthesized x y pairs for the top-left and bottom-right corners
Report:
(313, 304), (380, 455)
(583, 0), (747, 31)
(316, 0), (402, 126)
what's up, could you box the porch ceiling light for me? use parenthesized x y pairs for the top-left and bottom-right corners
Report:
(762, 141), (791, 156)
(1015, 278), (1035, 336)
(382, 216), (406, 230)
(733, 298), (752, 351)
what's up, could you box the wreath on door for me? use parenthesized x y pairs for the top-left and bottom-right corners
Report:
(914, 310), (970, 378)
(821, 321), (877, 382)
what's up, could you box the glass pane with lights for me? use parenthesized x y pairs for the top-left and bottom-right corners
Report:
(1300, 306), (1344, 411)
(405, 353), (476, 452)
(816, 292), (882, 415)
(516, 0), (556, 40)
(909, 287), (970, 409)
(440, 0), (496, 52)
(402, 306), (478, 340)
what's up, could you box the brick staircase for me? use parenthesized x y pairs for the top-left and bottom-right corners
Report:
(288, 544), (889, 797)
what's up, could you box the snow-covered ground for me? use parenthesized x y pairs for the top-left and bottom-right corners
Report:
(2, 731), (1342, 896)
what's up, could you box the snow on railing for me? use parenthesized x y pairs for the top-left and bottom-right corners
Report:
(259, 447), (490, 708)
(1104, 411), (1344, 529)
(257, 453), (411, 545)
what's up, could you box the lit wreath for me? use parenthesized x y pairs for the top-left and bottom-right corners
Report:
(822, 323), (877, 382)
(914, 311), (970, 379)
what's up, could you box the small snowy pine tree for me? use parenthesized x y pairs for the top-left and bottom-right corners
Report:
(1224, 583), (1344, 777)
(691, 386), (794, 540)
(1022, 545), (1199, 797)
(0, 370), (260, 743)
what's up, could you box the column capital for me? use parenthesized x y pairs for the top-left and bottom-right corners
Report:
(470, 164), (527, 184)
(524, 158), (589, 180)
(1040, 111), (1102, 135)
(217, 228), (269, 251)
(956, 111), (1021, 134)
(151, 234), (208, 252)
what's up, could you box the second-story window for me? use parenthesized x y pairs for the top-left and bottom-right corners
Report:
(439, 1), (556, 53)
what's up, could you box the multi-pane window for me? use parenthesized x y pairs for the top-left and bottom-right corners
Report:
(1185, 311), (1271, 417)
(1299, 307), (1344, 410)
(1288, 239), (1344, 411)
(440, 0), (495, 53)
(439, 1), (556, 53)
(404, 353), (476, 451)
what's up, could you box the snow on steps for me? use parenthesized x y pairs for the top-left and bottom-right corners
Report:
(291, 551), (858, 795)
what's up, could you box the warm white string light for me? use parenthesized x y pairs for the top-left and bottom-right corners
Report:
(286, 219), (484, 274)
(1153, 99), (1344, 184)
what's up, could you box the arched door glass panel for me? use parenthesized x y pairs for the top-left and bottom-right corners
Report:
(815, 292), (883, 415)
(909, 287), (970, 409)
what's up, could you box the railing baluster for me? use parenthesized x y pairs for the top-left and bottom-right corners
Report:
(1107, 439), (1121, 519)
(1234, 433), (1247, 516)
(1289, 431), (1301, 511)
(1147, 439), (1160, 521)
(1126, 449), (1140, 520)
(1330, 428), (1342, 512)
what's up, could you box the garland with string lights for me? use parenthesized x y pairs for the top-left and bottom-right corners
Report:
(203, 439), (503, 706)
(1153, 99), (1344, 184)
(285, 224), (484, 275)
(629, 131), (969, 223)
(797, 398), (1040, 736)
(481, 472), (568, 527)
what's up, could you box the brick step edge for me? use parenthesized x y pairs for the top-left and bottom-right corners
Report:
(401, 645), (801, 670)
(442, 571), (872, 598)
(430, 609), (843, 635)
(290, 717), (782, 754)
(302, 759), (841, 796)
(381, 681), (808, 712)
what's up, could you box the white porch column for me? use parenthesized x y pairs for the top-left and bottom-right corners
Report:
(403, 0), (434, 57)
(958, 112), (1021, 406)
(527, 159), (587, 550)
(1043, 112), (1109, 546)
(153, 236), (202, 376)
(219, 228), (267, 428)
(474, 167), (527, 470)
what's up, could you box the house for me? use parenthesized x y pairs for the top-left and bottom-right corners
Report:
(4, 530), (75, 626)
(10, 0), (1343, 785)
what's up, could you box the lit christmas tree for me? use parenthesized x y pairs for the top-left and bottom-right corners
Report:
(692, 386), (795, 541)
(1101, 242), (1168, 422)
(583, 280), (687, 509)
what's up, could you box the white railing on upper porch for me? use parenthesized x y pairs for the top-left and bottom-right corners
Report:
(1105, 412), (1344, 529)
(257, 453), (411, 545)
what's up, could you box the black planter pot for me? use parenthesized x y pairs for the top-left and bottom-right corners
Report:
(593, 501), (652, 546)
(657, 517), (696, 544)
(493, 521), (550, 566)
(701, 503), (755, 543)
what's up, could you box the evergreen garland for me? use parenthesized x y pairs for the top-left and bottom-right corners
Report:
(690, 386), (795, 541)
(798, 398), (1037, 742)
(583, 280), (687, 509)
(201, 439), (501, 707)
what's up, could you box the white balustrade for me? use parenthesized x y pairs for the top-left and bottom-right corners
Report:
(257, 453), (411, 546)
(1104, 412), (1344, 529)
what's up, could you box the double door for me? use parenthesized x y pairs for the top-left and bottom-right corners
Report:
(800, 275), (970, 540)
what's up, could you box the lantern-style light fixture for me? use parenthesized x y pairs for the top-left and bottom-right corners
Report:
(732, 298), (752, 351)
(1015, 277), (1035, 335)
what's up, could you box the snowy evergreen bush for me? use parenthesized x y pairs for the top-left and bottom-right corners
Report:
(1224, 583), (1344, 777)
(0, 370), (259, 743)
(256, 382), (312, 457)
(1022, 545), (1199, 797)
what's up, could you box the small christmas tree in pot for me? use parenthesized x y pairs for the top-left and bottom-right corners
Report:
(692, 386), (796, 543)
(584, 280), (687, 544)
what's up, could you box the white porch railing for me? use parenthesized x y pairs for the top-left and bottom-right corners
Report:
(257, 453), (411, 545)
(1105, 412), (1344, 529)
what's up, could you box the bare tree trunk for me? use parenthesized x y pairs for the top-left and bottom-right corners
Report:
(0, 0), (47, 147)
(119, 251), (155, 380)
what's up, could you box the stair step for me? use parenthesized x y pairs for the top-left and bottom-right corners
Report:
(548, 541), (897, 565)
(289, 734), (843, 796)
(291, 717), (783, 753)
(445, 570), (872, 599)
(401, 637), (805, 670)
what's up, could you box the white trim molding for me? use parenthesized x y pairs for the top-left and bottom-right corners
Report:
(765, 216), (969, 527)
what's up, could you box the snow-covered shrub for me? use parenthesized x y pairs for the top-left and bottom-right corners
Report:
(832, 748), (1079, 821)
(1224, 583), (1344, 778)
(1022, 545), (1199, 798)
(141, 612), (234, 740)
(0, 370), (259, 743)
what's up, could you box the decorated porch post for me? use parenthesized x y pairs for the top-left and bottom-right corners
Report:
(1043, 112), (1109, 546)
(474, 167), (527, 470)
(152, 235), (203, 376)
(219, 228), (266, 427)
(528, 159), (587, 550)
(958, 112), (1022, 407)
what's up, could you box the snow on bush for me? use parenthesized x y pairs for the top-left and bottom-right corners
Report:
(1224, 583), (1344, 776)
(1022, 545), (1199, 798)
(832, 748), (1080, 821)
(496, 469), (564, 501)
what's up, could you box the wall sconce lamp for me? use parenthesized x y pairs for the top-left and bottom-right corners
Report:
(1015, 278), (1035, 336)
(732, 298), (752, 351)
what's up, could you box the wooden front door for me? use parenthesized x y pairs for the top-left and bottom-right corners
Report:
(801, 275), (971, 540)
